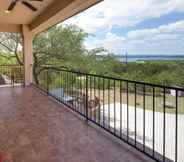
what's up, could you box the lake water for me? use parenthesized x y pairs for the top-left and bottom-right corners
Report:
(118, 55), (184, 62)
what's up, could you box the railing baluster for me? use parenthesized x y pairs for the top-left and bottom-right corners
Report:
(75, 74), (77, 110)
(63, 71), (66, 103)
(62, 71), (64, 101)
(76, 74), (79, 111)
(114, 80), (116, 134)
(120, 81), (122, 138)
(85, 75), (88, 121)
(82, 75), (84, 115)
(77, 75), (79, 110)
(90, 76), (92, 119)
(135, 83), (137, 146)
(127, 81), (129, 142)
(60, 71), (62, 101)
(98, 77), (101, 124)
(66, 72), (68, 100)
(108, 79), (110, 130)
(46, 68), (49, 94)
(143, 84), (146, 151)
(94, 76), (96, 122)
(68, 72), (70, 103)
(91, 76), (95, 121)
(80, 75), (81, 112)
(153, 87), (155, 158)
(103, 78), (105, 127)
(163, 88), (166, 162)
(72, 72), (74, 108)
(68, 72), (70, 99)
(80, 75), (82, 113)
(65, 71), (67, 99)
(175, 90), (178, 162)
(65, 72), (67, 102)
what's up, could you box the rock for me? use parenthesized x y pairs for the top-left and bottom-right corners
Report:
(159, 101), (175, 109)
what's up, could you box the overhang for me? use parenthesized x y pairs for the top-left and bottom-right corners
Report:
(0, 0), (102, 34)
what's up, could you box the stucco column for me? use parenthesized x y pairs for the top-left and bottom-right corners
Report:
(22, 25), (33, 86)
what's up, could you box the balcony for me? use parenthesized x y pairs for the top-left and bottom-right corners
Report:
(0, 62), (183, 162)
(0, 64), (183, 162)
(0, 85), (155, 162)
(0, 1), (183, 162)
(34, 67), (184, 162)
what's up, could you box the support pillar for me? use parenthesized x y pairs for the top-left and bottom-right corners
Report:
(22, 25), (33, 86)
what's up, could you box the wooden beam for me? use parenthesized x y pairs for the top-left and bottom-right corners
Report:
(30, 0), (74, 31)
(0, 23), (21, 33)
(29, 0), (102, 34)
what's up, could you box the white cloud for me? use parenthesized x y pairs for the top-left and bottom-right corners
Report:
(127, 20), (184, 41)
(103, 32), (125, 54)
(62, 0), (184, 55)
(63, 0), (184, 33)
(101, 20), (184, 55)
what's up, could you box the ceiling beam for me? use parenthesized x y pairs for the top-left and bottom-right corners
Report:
(29, 0), (102, 34)
(0, 23), (21, 33)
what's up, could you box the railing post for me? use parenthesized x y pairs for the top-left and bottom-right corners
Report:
(11, 67), (15, 88)
(46, 68), (49, 94)
(13, 74), (15, 88)
(85, 75), (89, 121)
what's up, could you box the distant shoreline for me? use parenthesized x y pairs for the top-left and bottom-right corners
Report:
(116, 55), (184, 62)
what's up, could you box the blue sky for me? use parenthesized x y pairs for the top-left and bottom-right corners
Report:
(64, 0), (184, 55)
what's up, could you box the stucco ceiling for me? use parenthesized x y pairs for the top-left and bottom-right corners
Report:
(0, 0), (54, 25)
(0, 0), (102, 34)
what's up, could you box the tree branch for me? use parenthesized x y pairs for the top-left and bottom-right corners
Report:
(0, 42), (13, 52)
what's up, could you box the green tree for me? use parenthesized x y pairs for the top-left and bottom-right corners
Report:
(0, 32), (23, 65)
(33, 25), (88, 83)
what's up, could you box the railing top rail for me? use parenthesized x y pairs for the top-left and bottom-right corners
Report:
(41, 65), (184, 92)
(0, 64), (23, 67)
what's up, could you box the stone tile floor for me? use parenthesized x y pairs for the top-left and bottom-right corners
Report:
(0, 86), (154, 162)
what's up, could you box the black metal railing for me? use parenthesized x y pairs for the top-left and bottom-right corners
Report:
(34, 67), (184, 162)
(0, 65), (24, 86)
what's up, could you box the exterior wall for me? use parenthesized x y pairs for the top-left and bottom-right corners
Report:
(22, 25), (33, 86)
(0, 23), (21, 33)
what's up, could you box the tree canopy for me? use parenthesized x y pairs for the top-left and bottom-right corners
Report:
(0, 25), (184, 87)
(0, 32), (23, 65)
